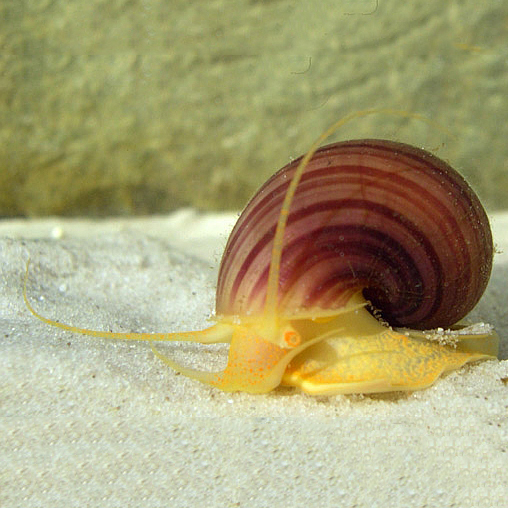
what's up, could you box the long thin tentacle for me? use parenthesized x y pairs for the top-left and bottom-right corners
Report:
(23, 259), (234, 344)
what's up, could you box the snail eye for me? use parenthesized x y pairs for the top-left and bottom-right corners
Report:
(283, 329), (301, 348)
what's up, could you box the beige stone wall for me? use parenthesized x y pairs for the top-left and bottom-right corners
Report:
(2, 0), (507, 216)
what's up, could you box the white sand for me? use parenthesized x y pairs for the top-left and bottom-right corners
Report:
(1, 210), (507, 507)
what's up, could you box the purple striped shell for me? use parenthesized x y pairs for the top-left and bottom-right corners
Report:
(216, 139), (493, 330)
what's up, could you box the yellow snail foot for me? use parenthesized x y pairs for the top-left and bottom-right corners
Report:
(282, 306), (498, 396)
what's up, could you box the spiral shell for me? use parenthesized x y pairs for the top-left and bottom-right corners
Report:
(217, 139), (493, 330)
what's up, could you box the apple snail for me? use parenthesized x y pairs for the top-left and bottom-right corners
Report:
(24, 120), (499, 395)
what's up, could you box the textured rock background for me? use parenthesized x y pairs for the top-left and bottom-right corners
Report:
(2, 0), (507, 216)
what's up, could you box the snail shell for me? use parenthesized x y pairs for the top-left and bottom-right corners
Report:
(217, 139), (493, 330)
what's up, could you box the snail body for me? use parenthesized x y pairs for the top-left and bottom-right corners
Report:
(24, 118), (499, 395)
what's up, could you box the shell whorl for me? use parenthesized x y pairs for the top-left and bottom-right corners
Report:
(216, 139), (493, 330)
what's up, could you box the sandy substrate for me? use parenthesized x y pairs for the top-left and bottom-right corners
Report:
(1, 210), (507, 507)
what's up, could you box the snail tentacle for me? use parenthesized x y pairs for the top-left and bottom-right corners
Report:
(23, 260), (235, 344)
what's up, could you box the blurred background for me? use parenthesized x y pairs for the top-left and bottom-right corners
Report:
(2, 0), (507, 217)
